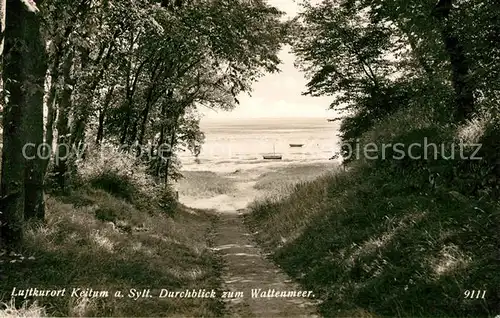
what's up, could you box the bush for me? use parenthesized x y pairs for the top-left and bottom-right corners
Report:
(90, 170), (137, 201)
(158, 184), (179, 217)
(76, 142), (178, 215)
(453, 117), (500, 198)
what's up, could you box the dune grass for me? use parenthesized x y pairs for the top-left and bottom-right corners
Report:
(245, 113), (500, 317)
(252, 163), (338, 200)
(0, 181), (223, 317)
(176, 171), (236, 198)
(247, 164), (499, 317)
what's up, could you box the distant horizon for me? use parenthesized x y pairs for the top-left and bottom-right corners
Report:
(201, 114), (336, 121)
(201, 0), (335, 121)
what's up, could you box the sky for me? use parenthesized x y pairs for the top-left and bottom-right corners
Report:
(202, 0), (335, 120)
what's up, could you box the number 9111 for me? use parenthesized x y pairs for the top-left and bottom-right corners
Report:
(464, 290), (486, 299)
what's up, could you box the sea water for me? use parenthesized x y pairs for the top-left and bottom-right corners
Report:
(179, 117), (341, 173)
(176, 117), (341, 211)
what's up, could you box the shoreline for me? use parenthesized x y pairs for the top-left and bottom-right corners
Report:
(175, 161), (339, 212)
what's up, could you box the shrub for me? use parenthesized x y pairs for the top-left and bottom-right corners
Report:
(89, 170), (136, 201)
(76, 142), (177, 215)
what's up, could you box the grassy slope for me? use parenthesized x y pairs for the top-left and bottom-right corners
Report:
(245, 110), (500, 317)
(177, 171), (236, 197)
(253, 163), (338, 199)
(0, 186), (223, 317)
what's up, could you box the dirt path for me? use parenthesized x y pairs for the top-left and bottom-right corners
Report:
(211, 211), (320, 317)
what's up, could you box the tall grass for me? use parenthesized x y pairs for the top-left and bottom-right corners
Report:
(0, 144), (223, 317)
(0, 300), (46, 317)
(176, 171), (236, 197)
(0, 189), (223, 317)
(252, 163), (338, 200)
(246, 110), (500, 317)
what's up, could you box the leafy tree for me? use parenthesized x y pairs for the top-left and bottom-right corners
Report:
(1, 0), (46, 247)
(0, 0), (288, 248)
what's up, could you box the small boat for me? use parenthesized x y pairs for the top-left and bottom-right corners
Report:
(263, 144), (282, 160)
(263, 154), (282, 160)
(327, 118), (336, 122)
(289, 143), (304, 148)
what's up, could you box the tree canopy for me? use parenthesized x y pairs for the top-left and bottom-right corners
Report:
(0, 0), (289, 247)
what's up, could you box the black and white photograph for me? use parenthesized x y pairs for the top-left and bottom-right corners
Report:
(0, 0), (499, 316)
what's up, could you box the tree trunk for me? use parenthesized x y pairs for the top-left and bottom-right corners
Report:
(42, 25), (75, 176)
(138, 84), (165, 146)
(42, 53), (63, 175)
(0, 0), (8, 249)
(433, 0), (474, 122)
(69, 48), (90, 147)
(129, 116), (139, 145)
(164, 124), (177, 186)
(0, 0), (5, 58)
(138, 58), (165, 146)
(23, 7), (47, 219)
(119, 52), (151, 145)
(54, 50), (74, 192)
(95, 85), (115, 146)
(70, 42), (114, 147)
(138, 92), (152, 146)
(155, 101), (167, 180)
(164, 102), (186, 186)
(120, 91), (133, 145)
(1, 0), (46, 246)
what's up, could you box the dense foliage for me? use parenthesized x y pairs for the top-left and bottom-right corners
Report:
(244, 2), (499, 317)
(0, 0), (288, 246)
(292, 0), (499, 142)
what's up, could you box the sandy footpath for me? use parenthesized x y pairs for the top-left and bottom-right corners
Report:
(211, 212), (320, 317)
(177, 162), (335, 316)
